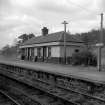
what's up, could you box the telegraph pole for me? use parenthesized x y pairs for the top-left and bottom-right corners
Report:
(96, 13), (104, 71)
(100, 13), (103, 43)
(62, 21), (68, 64)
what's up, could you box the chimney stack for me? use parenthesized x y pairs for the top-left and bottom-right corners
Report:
(42, 27), (48, 36)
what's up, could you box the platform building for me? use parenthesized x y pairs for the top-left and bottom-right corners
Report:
(19, 27), (85, 64)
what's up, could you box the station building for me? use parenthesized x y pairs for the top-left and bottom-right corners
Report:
(19, 27), (85, 64)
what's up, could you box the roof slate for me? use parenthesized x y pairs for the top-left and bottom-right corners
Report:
(21, 31), (83, 46)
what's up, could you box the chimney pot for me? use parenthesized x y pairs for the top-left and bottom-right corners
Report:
(42, 27), (48, 36)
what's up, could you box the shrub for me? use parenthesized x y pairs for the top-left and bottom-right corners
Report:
(72, 50), (97, 66)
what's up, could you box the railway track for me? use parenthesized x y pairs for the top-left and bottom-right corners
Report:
(1, 72), (105, 105)
(9, 83), (72, 105)
(27, 78), (105, 105)
(0, 65), (105, 105)
(7, 71), (105, 105)
(0, 75), (74, 105)
(0, 90), (21, 105)
(15, 75), (105, 105)
(0, 89), (42, 105)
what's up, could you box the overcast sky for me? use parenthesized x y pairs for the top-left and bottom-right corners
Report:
(0, 0), (105, 49)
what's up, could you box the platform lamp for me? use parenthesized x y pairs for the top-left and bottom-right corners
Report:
(96, 13), (104, 71)
(62, 21), (68, 64)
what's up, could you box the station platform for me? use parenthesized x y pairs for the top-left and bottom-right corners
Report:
(0, 58), (105, 84)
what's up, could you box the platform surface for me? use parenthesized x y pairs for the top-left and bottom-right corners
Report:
(0, 58), (105, 84)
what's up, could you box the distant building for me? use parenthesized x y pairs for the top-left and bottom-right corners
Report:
(19, 27), (85, 64)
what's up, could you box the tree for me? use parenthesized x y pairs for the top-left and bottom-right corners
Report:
(18, 33), (35, 43)
(75, 29), (105, 45)
(18, 34), (28, 43)
(1, 44), (17, 56)
(1, 44), (10, 55)
(28, 33), (35, 39)
(0, 33), (35, 57)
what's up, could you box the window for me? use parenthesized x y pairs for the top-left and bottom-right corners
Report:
(37, 48), (41, 57)
(48, 47), (51, 57)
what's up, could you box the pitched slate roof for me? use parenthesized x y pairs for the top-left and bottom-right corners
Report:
(21, 31), (83, 46)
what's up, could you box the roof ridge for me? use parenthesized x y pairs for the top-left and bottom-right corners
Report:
(21, 31), (83, 46)
(46, 31), (64, 36)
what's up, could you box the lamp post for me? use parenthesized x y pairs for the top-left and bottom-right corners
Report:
(62, 21), (68, 64)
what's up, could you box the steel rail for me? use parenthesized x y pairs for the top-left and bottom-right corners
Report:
(0, 90), (21, 105)
(0, 69), (105, 105)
